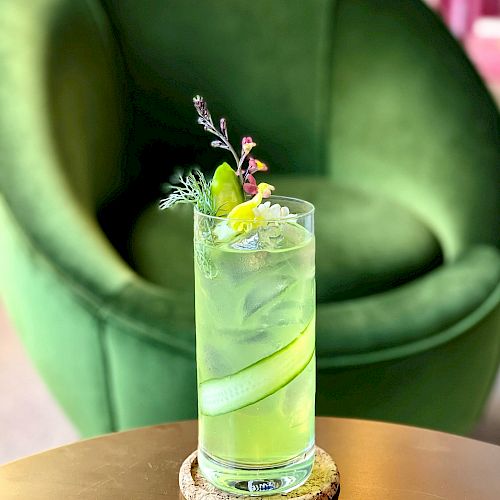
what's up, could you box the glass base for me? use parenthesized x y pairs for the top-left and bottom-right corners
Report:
(198, 445), (315, 496)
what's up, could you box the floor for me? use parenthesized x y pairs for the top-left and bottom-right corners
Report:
(0, 304), (78, 465)
(0, 304), (499, 465)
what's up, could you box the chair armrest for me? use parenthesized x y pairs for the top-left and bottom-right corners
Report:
(317, 245), (500, 367)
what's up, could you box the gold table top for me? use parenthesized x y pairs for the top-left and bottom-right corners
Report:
(1, 417), (499, 499)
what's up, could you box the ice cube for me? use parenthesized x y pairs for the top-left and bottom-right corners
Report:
(281, 356), (315, 428)
(230, 231), (260, 250)
(243, 275), (295, 318)
(281, 223), (311, 248)
(262, 299), (304, 327)
(227, 222), (311, 252)
(255, 224), (284, 249)
(200, 346), (233, 378)
(261, 278), (314, 327)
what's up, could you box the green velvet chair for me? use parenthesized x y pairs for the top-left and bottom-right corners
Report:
(1, 0), (499, 437)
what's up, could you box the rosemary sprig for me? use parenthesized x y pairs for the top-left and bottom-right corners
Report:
(159, 168), (216, 215)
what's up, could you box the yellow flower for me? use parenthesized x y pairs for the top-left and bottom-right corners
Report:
(255, 159), (268, 171)
(227, 192), (263, 232)
(257, 182), (275, 198)
(227, 184), (276, 232)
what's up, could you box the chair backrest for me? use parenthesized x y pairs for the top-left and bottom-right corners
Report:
(0, 0), (132, 296)
(327, 0), (500, 259)
(102, 0), (499, 258)
(46, 0), (127, 210)
(2, 0), (498, 272)
(101, 0), (333, 177)
(0, 0), (137, 436)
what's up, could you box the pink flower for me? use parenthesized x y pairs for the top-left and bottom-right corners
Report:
(247, 157), (268, 174)
(242, 136), (256, 154)
(243, 174), (258, 194)
(247, 157), (257, 173)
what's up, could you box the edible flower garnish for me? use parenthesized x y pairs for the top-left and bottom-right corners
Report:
(242, 137), (256, 155)
(226, 185), (281, 232)
(243, 175), (275, 197)
(253, 202), (297, 221)
(243, 174), (258, 195)
(227, 194), (263, 232)
(160, 96), (294, 235)
(257, 182), (275, 199)
(248, 157), (268, 174)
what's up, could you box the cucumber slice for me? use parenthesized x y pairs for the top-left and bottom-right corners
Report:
(211, 162), (244, 216)
(199, 319), (315, 416)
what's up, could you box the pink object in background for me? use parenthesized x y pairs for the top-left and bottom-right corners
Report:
(482, 0), (500, 15)
(440, 0), (483, 38)
(465, 17), (500, 83)
(428, 1), (500, 102)
(437, 0), (500, 38)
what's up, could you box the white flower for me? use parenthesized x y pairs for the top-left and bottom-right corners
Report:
(213, 220), (238, 241)
(253, 202), (297, 221)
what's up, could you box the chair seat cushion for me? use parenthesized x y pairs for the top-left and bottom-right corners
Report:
(129, 177), (443, 302)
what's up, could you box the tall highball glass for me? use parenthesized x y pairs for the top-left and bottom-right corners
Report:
(194, 196), (315, 496)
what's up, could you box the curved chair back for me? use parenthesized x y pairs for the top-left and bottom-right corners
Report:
(1, 0), (498, 436)
(101, 0), (499, 257)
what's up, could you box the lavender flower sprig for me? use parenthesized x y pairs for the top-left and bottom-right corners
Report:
(160, 97), (271, 217)
(193, 96), (256, 183)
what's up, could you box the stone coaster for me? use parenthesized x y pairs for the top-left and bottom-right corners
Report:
(179, 446), (340, 499)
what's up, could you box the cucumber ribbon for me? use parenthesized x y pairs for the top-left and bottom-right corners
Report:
(199, 318), (315, 416)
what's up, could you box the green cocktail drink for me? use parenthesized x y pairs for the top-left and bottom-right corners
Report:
(194, 196), (316, 495)
(160, 95), (316, 495)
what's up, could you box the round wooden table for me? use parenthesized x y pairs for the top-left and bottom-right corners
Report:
(1, 417), (499, 499)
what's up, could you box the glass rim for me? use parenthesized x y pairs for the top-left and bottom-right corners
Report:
(193, 195), (315, 223)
